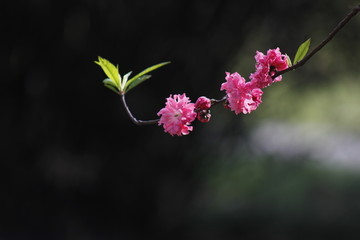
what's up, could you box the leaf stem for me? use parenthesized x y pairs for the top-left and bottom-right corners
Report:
(273, 4), (360, 79)
(120, 94), (159, 126)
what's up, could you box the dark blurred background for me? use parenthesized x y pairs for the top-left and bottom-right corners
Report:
(3, 0), (360, 239)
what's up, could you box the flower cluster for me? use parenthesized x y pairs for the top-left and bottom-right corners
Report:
(221, 48), (288, 115)
(220, 72), (263, 114)
(195, 96), (212, 123)
(158, 48), (288, 136)
(157, 94), (213, 136)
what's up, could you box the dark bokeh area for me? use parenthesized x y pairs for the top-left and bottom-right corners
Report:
(3, 0), (360, 239)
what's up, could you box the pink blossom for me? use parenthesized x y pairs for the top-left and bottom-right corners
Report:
(195, 96), (211, 110)
(220, 72), (263, 114)
(157, 94), (197, 136)
(249, 47), (288, 89)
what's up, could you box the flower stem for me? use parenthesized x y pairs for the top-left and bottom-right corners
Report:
(120, 94), (159, 126)
(273, 4), (360, 79)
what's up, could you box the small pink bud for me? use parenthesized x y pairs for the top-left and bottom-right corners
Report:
(197, 109), (211, 123)
(195, 96), (211, 110)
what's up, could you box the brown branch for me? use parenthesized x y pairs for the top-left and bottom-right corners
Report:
(273, 4), (360, 79)
(120, 94), (159, 126)
(120, 4), (360, 126)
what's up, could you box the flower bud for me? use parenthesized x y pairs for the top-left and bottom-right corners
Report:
(195, 96), (211, 110)
(197, 109), (211, 123)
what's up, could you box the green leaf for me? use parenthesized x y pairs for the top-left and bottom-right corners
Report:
(102, 78), (120, 94)
(121, 71), (133, 91)
(104, 84), (120, 95)
(293, 38), (311, 64)
(285, 54), (292, 67)
(126, 75), (152, 93)
(95, 56), (121, 88)
(103, 78), (117, 88)
(126, 61), (170, 89)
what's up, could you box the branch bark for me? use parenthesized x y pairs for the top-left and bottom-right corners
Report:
(272, 4), (360, 79)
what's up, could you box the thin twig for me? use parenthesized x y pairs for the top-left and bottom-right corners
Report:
(121, 4), (360, 125)
(210, 95), (227, 106)
(273, 4), (360, 79)
(120, 94), (159, 126)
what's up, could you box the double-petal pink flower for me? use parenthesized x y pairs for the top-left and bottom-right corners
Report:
(249, 47), (288, 89)
(220, 72), (263, 114)
(157, 94), (197, 136)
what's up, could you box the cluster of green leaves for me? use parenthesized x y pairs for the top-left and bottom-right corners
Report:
(95, 56), (170, 95)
